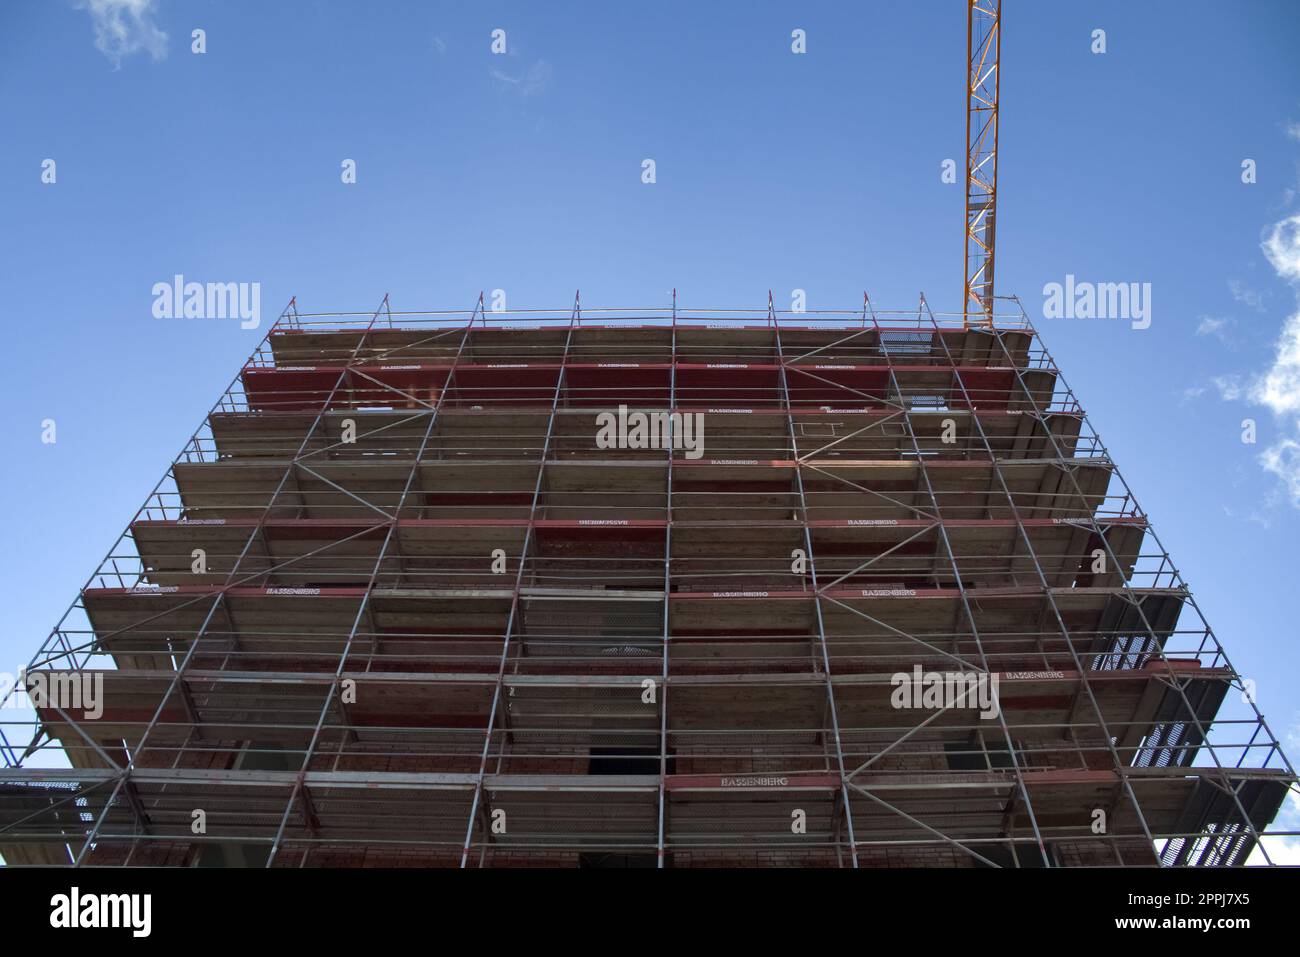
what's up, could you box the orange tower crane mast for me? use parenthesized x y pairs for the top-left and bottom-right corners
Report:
(963, 0), (1001, 329)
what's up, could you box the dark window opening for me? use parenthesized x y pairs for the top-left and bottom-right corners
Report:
(976, 844), (1057, 868)
(588, 746), (673, 775)
(944, 735), (1021, 771)
(578, 852), (661, 868)
(236, 741), (295, 772)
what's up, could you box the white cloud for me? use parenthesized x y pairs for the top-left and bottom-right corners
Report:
(1261, 438), (1300, 507)
(1286, 120), (1300, 143)
(1251, 216), (1300, 423)
(1251, 313), (1300, 418)
(1217, 213), (1300, 507)
(1263, 213), (1300, 282)
(76, 0), (168, 68)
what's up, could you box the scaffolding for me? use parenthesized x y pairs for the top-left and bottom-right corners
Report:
(0, 294), (1295, 868)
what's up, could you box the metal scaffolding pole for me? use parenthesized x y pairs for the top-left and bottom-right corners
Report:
(983, 295), (1292, 863)
(459, 295), (579, 868)
(655, 291), (677, 867)
(772, 303), (860, 868)
(266, 296), (480, 866)
(870, 302), (1049, 867)
(922, 295), (1161, 861)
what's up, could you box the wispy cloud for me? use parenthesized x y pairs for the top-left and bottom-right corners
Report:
(76, 0), (168, 68)
(1285, 120), (1300, 143)
(1197, 316), (1228, 337)
(1212, 373), (1246, 401)
(491, 59), (553, 97)
(1195, 315), (1236, 345)
(1228, 277), (1268, 312)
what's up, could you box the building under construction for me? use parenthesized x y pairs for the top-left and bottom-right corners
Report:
(0, 296), (1295, 868)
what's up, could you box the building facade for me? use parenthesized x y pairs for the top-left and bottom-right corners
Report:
(0, 297), (1293, 867)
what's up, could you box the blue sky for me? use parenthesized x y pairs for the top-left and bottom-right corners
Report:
(1, 1), (1299, 858)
